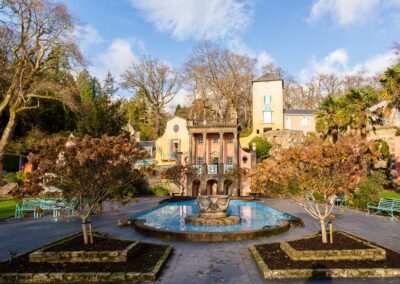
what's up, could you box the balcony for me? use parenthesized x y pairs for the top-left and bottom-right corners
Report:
(207, 164), (218, 175)
(224, 164), (234, 174)
(193, 165), (202, 174)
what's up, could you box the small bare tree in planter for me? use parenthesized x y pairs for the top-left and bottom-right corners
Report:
(252, 136), (379, 243)
(162, 164), (199, 196)
(17, 135), (145, 244)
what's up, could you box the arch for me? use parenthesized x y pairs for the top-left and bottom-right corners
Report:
(192, 180), (201, 197)
(206, 179), (218, 195)
(224, 179), (233, 195)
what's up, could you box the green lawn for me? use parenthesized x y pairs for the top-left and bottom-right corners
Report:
(0, 200), (16, 219)
(381, 190), (400, 199)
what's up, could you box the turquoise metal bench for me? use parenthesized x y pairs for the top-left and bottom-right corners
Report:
(367, 197), (400, 220)
(335, 194), (347, 206)
(15, 198), (78, 219)
(15, 199), (41, 219)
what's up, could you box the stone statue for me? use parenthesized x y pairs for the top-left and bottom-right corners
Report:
(252, 142), (256, 152)
(211, 182), (218, 196)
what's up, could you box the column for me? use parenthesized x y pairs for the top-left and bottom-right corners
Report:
(188, 133), (193, 164)
(233, 132), (239, 166)
(202, 132), (207, 174)
(233, 131), (239, 196)
(218, 132), (224, 194)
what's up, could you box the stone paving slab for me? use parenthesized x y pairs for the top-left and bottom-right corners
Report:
(1, 197), (400, 284)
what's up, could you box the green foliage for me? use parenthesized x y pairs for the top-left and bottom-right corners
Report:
(249, 136), (271, 162)
(76, 72), (127, 138)
(150, 187), (169, 196)
(396, 128), (400, 136)
(240, 128), (252, 138)
(380, 64), (400, 111)
(316, 87), (380, 142)
(374, 139), (390, 159)
(4, 172), (27, 186)
(352, 172), (389, 209)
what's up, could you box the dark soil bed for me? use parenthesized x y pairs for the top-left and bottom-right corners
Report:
(288, 232), (370, 251)
(43, 235), (133, 252)
(255, 234), (400, 270)
(0, 242), (168, 273)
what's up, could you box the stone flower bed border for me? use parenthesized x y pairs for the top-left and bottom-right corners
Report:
(280, 231), (386, 261)
(29, 233), (139, 263)
(0, 233), (173, 283)
(250, 231), (400, 280)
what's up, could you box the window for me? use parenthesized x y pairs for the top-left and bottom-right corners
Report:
(198, 136), (204, 144)
(285, 117), (292, 130)
(226, 156), (233, 165)
(212, 138), (219, 144)
(197, 157), (204, 165)
(256, 129), (260, 134)
(264, 95), (271, 104)
(144, 146), (153, 156)
(227, 137), (233, 144)
(301, 117), (310, 126)
(263, 111), (272, 123)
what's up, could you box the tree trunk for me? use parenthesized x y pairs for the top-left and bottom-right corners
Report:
(320, 218), (328, 243)
(88, 220), (93, 244)
(0, 108), (17, 162)
(82, 220), (89, 245)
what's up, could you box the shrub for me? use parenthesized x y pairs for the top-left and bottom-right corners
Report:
(249, 136), (271, 162)
(240, 128), (252, 137)
(150, 187), (169, 196)
(374, 139), (390, 159)
(351, 172), (389, 209)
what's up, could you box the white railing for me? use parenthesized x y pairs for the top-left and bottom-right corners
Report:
(193, 165), (202, 174)
(224, 164), (234, 174)
(207, 164), (218, 174)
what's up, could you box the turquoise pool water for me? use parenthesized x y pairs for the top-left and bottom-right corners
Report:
(132, 200), (292, 232)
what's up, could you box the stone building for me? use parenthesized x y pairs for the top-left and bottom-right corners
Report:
(154, 73), (318, 196)
(240, 74), (316, 148)
(185, 115), (254, 197)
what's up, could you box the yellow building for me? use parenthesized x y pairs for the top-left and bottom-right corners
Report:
(240, 74), (284, 147)
(155, 116), (189, 167)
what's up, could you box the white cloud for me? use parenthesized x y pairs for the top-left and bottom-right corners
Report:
(308, 0), (380, 26)
(300, 49), (396, 81)
(351, 52), (396, 74)
(130, 0), (253, 40)
(73, 25), (103, 52)
(90, 38), (140, 83)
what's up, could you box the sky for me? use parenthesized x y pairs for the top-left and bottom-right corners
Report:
(64, 0), (400, 105)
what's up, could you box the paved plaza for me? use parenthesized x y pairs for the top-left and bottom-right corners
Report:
(1, 197), (400, 284)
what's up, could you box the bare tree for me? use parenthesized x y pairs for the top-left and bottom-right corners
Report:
(184, 42), (256, 128)
(0, 0), (81, 160)
(122, 56), (181, 137)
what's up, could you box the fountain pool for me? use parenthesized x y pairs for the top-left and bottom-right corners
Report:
(132, 200), (295, 234)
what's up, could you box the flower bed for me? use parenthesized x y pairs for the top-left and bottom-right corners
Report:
(250, 231), (400, 279)
(0, 234), (172, 283)
(280, 231), (386, 261)
(29, 234), (138, 263)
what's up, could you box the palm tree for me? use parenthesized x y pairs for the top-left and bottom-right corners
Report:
(316, 96), (346, 144)
(380, 64), (400, 114)
(341, 88), (380, 139)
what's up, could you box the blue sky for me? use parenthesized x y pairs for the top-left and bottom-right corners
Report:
(64, 0), (400, 105)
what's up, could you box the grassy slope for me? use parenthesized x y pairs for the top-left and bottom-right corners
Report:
(0, 200), (16, 219)
(381, 190), (400, 199)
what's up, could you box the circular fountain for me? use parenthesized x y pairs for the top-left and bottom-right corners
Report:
(185, 195), (241, 225)
(132, 181), (300, 241)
